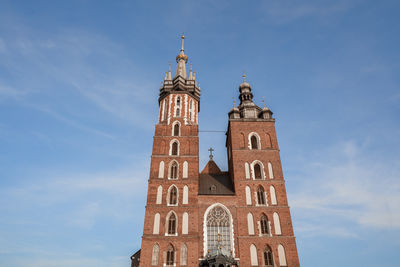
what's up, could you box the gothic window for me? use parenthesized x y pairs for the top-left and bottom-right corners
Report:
(183, 161), (188, 178)
(270, 186), (277, 205)
(257, 186), (266, 205)
(260, 214), (269, 235)
(168, 186), (178, 206)
(182, 212), (188, 234)
(171, 141), (179, 156)
(268, 162), (274, 179)
(183, 185), (188, 204)
(250, 244), (258, 266)
(205, 205), (233, 255)
(151, 244), (159, 265)
(173, 122), (180, 136)
(158, 161), (164, 178)
(166, 244), (175, 266)
(249, 132), (261, 150)
(263, 246), (274, 267)
(153, 213), (160, 234)
(273, 212), (282, 235)
(278, 244), (287, 266)
(245, 186), (252, 205)
(180, 244), (188, 265)
(169, 161), (178, 179)
(167, 212), (177, 235)
(247, 213), (255, 235)
(251, 135), (258, 149)
(156, 185), (162, 204)
(254, 164), (262, 179)
(245, 162), (250, 179)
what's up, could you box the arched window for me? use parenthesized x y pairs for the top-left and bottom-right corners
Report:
(180, 244), (188, 265)
(173, 122), (180, 136)
(156, 185), (162, 204)
(247, 213), (255, 235)
(249, 132), (261, 150)
(268, 162), (274, 179)
(257, 186), (266, 205)
(254, 164), (262, 179)
(205, 204), (233, 255)
(167, 212), (177, 235)
(260, 214), (269, 235)
(273, 212), (282, 235)
(251, 135), (258, 149)
(245, 162), (250, 179)
(270, 186), (277, 205)
(278, 244), (287, 266)
(263, 245), (274, 267)
(245, 186), (252, 205)
(183, 161), (188, 178)
(151, 244), (159, 265)
(168, 186), (178, 206)
(158, 161), (164, 178)
(250, 244), (258, 266)
(182, 212), (188, 234)
(153, 213), (160, 234)
(169, 161), (178, 179)
(171, 141), (179, 155)
(183, 185), (188, 204)
(166, 244), (175, 266)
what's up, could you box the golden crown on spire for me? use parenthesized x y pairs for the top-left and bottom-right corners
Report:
(176, 33), (188, 62)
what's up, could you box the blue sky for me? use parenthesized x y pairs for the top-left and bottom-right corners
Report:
(0, 0), (399, 266)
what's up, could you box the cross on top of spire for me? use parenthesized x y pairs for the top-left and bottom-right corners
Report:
(208, 147), (214, 160)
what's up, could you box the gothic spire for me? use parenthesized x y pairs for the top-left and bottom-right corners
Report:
(174, 34), (188, 79)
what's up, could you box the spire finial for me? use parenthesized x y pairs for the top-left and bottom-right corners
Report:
(232, 97), (236, 108)
(181, 33), (185, 52)
(208, 147), (214, 160)
(262, 96), (266, 108)
(242, 71), (246, 82)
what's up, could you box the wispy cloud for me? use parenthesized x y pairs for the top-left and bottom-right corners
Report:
(290, 140), (400, 238)
(0, 26), (158, 133)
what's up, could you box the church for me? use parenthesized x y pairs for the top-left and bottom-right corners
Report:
(131, 36), (300, 267)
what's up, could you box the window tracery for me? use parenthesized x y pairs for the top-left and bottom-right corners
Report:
(206, 205), (232, 254)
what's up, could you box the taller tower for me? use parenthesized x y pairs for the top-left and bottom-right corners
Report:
(136, 37), (300, 267)
(139, 35), (202, 267)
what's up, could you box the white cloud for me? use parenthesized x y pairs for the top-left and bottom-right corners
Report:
(290, 140), (400, 238)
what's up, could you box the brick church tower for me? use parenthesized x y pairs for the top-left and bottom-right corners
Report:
(135, 36), (300, 267)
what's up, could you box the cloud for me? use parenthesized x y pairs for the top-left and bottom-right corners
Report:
(0, 165), (148, 228)
(0, 26), (158, 133)
(290, 140), (400, 238)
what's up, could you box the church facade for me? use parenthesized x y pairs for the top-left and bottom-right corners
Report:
(135, 36), (300, 267)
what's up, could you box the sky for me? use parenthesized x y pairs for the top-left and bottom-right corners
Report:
(0, 0), (399, 266)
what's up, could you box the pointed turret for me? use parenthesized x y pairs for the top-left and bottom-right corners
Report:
(158, 34), (201, 107)
(174, 35), (188, 79)
(188, 62), (193, 80)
